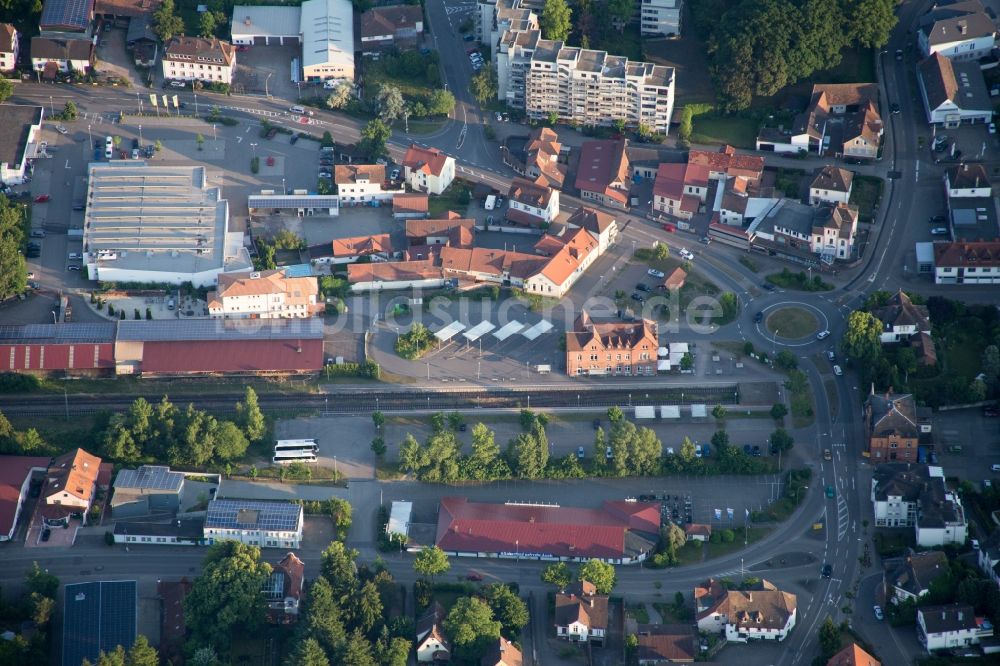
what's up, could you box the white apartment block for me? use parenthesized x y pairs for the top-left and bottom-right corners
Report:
(513, 34), (675, 134)
(207, 269), (321, 319)
(640, 0), (681, 37)
(162, 36), (235, 84)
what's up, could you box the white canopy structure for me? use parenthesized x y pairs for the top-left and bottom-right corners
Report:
(657, 360), (671, 371)
(521, 320), (553, 341)
(462, 321), (496, 342)
(635, 406), (656, 419)
(660, 405), (680, 419)
(434, 321), (466, 342)
(493, 321), (524, 341)
(690, 404), (708, 418)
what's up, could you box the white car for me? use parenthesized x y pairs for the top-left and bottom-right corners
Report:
(169, 80), (186, 88)
(931, 227), (949, 236)
(679, 248), (694, 261)
(647, 268), (665, 279)
(833, 365), (843, 376)
(55, 125), (68, 135)
(990, 123), (997, 135)
(873, 605), (884, 620)
(816, 330), (830, 340)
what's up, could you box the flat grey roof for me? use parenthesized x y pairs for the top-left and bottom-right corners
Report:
(300, 0), (354, 70)
(230, 5), (301, 39)
(83, 162), (231, 274)
(114, 465), (184, 491)
(116, 318), (324, 342)
(205, 499), (302, 532)
(0, 105), (42, 169)
(248, 194), (340, 209)
(950, 197), (999, 241)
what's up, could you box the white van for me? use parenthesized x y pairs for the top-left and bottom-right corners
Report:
(68, 252), (81, 260)
(289, 105), (306, 114)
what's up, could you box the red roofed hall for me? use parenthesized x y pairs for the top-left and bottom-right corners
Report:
(139, 339), (323, 375)
(435, 497), (660, 564)
(0, 456), (50, 540)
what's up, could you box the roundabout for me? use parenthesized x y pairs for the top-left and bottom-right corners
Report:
(755, 301), (831, 347)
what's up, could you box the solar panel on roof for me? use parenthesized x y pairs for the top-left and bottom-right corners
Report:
(205, 499), (301, 532)
(62, 581), (136, 666)
(248, 195), (340, 209)
(117, 318), (323, 341)
(0, 323), (116, 344)
(114, 465), (184, 491)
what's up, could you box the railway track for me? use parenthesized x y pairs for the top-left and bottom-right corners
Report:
(0, 382), (749, 416)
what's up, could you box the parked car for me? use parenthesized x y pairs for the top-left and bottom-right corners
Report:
(169, 80), (186, 88)
(289, 134), (299, 145)
(630, 293), (645, 302)
(266, 127), (278, 140)
(33, 194), (50, 203)
(825, 485), (835, 498)
(390, 168), (400, 180)
(592, 419), (601, 430)
(991, 123), (997, 135)
(41, 529), (51, 542)
(826, 350), (835, 361)
(833, 365), (843, 376)
(576, 446), (585, 459)
(822, 563), (832, 578)
(30, 229), (45, 238)
(463, 33), (475, 41)
(931, 227), (949, 235)
(743, 445), (752, 455)
(972, 539), (981, 550)
(824, 449), (832, 461)
(647, 268), (665, 279)
(873, 605), (884, 620)
(67, 265), (81, 271)
(929, 214), (947, 223)
(636, 283), (650, 292)
(131, 149), (140, 159)
(890, 103), (900, 114)
(678, 248), (694, 261)
(132, 138), (140, 149)
(984, 407), (999, 417)
(55, 125), (68, 134)
(761, 282), (776, 291)
(699, 235), (711, 245)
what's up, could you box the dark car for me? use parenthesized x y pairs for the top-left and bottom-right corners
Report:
(41, 529), (51, 542)
(754, 311), (763, 323)
(289, 134), (299, 145)
(822, 563), (832, 578)
(752, 445), (761, 457)
(463, 33), (475, 41)
(459, 423), (467, 432)
(266, 127), (278, 140)
(593, 418), (601, 430)
(761, 282), (776, 291)
(985, 407), (1000, 417)
(631, 293), (645, 302)
(890, 103), (900, 114)
(636, 283), (650, 292)
(132, 138), (139, 149)
(743, 444), (752, 455)
(930, 215), (947, 223)
(466, 572), (483, 581)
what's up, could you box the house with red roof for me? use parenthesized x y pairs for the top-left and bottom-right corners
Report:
(555, 580), (609, 644)
(575, 140), (631, 210)
(265, 552), (305, 624)
(43, 448), (102, 526)
(0, 455), (50, 541)
(688, 145), (764, 184)
(416, 601), (450, 662)
(403, 144), (456, 195)
(652, 162), (703, 220)
(435, 497), (660, 563)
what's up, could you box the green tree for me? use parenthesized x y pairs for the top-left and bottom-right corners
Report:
(301, 577), (347, 654)
(360, 119), (391, 160)
(212, 420), (249, 461)
(96, 647), (127, 666)
(607, 406), (624, 423)
(540, 0), (572, 41)
(578, 559), (616, 594)
(769, 428), (794, 454)
(198, 10), (216, 37)
(654, 243), (669, 260)
(0, 197), (28, 301)
(424, 89), (456, 117)
(420, 431), (461, 482)
(607, 0), (634, 27)
(320, 540), (360, 601)
(678, 436), (697, 465)
(30, 592), (54, 627)
(234, 387), (264, 444)
(284, 637), (329, 666)
(153, 0), (184, 42)
(325, 81), (354, 110)
(374, 634), (410, 666)
(372, 410), (385, 429)
(443, 596), (501, 647)
(842, 310), (882, 368)
(512, 426), (549, 479)
(465, 423), (502, 480)
(818, 616), (840, 658)
(482, 584), (529, 636)
(470, 68), (498, 105)
(775, 350), (798, 371)
(413, 546), (450, 584)
(376, 84), (405, 122)
(339, 629), (376, 666)
(662, 522), (686, 557)
(625, 633), (639, 654)
(328, 498), (353, 539)
(846, 0), (897, 48)
(718, 292), (738, 321)
(61, 100), (78, 120)
(541, 562), (572, 589)
(26, 561), (59, 598)
(983, 345), (1000, 393)
(770, 403), (788, 420)
(353, 580), (383, 633)
(125, 636), (159, 666)
(102, 418), (140, 462)
(592, 426), (607, 469)
(711, 404), (727, 420)
(710, 429), (730, 451)
(398, 433), (427, 474)
(188, 647), (221, 666)
(184, 541), (272, 651)
(0, 78), (12, 104)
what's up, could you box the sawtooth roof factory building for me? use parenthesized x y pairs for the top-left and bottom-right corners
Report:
(82, 162), (252, 287)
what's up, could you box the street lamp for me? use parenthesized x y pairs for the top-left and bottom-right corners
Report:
(265, 72), (273, 98)
(49, 96), (54, 117)
(250, 142), (258, 158)
(772, 328), (779, 357)
(138, 124), (142, 148)
(194, 93), (198, 116)
(87, 124), (92, 146)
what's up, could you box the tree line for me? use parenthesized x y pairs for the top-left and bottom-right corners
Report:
(395, 407), (790, 482)
(693, 0), (897, 111)
(0, 195), (28, 302)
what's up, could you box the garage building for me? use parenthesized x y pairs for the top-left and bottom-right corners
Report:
(230, 5), (302, 46)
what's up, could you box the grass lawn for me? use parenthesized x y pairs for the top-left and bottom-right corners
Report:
(849, 175), (884, 223)
(765, 270), (835, 292)
(653, 602), (693, 624)
(690, 114), (759, 149)
(626, 604), (650, 624)
(943, 337), (983, 378)
(765, 307), (819, 339)
(396, 119), (447, 136)
(774, 168), (807, 199)
(595, 24), (644, 63)
(813, 46), (876, 84)
(428, 182), (473, 218)
(674, 541), (704, 565)
(704, 527), (771, 560)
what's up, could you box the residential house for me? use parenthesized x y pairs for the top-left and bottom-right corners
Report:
(864, 390), (925, 461)
(885, 549), (949, 604)
(633, 624), (696, 664)
(42, 448), (102, 526)
(0, 455), (50, 541)
(403, 144), (455, 195)
(639, 0), (681, 37)
(393, 192), (429, 219)
(416, 601), (451, 662)
(95, 0), (163, 23)
(919, 0), (996, 60)
(933, 240), (1000, 284)
(264, 552), (304, 624)
(112, 519), (204, 545)
(334, 164), (387, 202)
(481, 637), (522, 666)
(918, 52), (993, 126)
(945, 163), (991, 197)
(826, 643), (881, 666)
(756, 84), (883, 159)
(689, 145), (765, 183)
(0, 105), (43, 186)
(809, 166), (854, 205)
(506, 176), (560, 227)
(565, 206), (618, 254)
(405, 218), (475, 248)
(125, 15), (158, 66)
(204, 499), (304, 548)
(685, 523), (711, 542)
(977, 532), (1000, 590)
(328, 234), (393, 264)
(347, 259), (445, 292)
(554, 580), (609, 644)
(872, 290), (932, 343)
(718, 176), (755, 226)
(30, 36), (94, 76)
(565, 312), (658, 377)
(652, 162), (703, 220)
(575, 140), (630, 210)
(811, 203), (859, 261)
(360, 5), (423, 54)
(662, 267), (687, 291)
(918, 603), (994, 652)
(162, 36), (235, 84)
(0, 24), (18, 72)
(694, 578), (797, 642)
(871, 463), (968, 547)
(206, 269), (322, 318)
(500, 127), (567, 189)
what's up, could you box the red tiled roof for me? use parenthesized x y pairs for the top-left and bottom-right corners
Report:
(933, 240), (1000, 268)
(827, 643), (881, 666)
(688, 145), (764, 180)
(0, 456), (50, 538)
(393, 192), (429, 214)
(653, 163), (685, 200)
(684, 523), (711, 537)
(403, 145), (451, 177)
(574, 139), (630, 202)
(331, 234), (392, 257)
(140, 339), (323, 374)
(45, 449), (101, 504)
(348, 259), (443, 283)
(436, 497), (659, 559)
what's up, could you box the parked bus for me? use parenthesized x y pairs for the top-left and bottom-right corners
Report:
(274, 439), (318, 453)
(272, 452), (317, 464)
